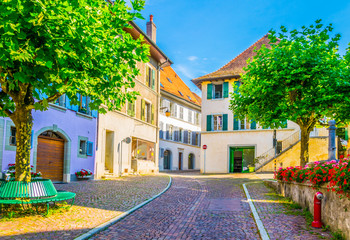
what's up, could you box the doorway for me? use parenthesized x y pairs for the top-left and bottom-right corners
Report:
(188, 153), (194, 169)
(178, 152), (183, 170)
(164, 150), (171, 170)
(105, 130), (114, 173)
(229, 147), (255, 173)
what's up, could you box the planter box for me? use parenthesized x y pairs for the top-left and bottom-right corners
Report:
(266, 180), (350, 239)
(76, 175), (92, 180)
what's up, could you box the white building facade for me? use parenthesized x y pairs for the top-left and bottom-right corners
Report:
(158, 67), (201, 171)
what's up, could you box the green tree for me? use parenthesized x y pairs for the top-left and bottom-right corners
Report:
(230, 20), (349, 166)
(0, 0), (149, 181)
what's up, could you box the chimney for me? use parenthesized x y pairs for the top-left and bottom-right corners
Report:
(146, 15), (156, 43)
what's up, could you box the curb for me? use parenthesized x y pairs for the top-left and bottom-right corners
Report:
(74, 175), (173, 240)
(242, 183), (270, 240)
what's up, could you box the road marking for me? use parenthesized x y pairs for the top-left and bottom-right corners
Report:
(242, 183), (270, 240)
(74, 175), (172, 240)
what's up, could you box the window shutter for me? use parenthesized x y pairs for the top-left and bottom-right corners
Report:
(131, 101), (135, 117)
(192, 132), (196, 145)
(223, 114), (228, 131)
(184, 131), (188, 144)
(87, 97), (91, 115)
(281, 120), (288, 128)
(198, 133), (201, 146)
(206, 115), (212, 131)
(146, 67), (150, 87)
(159, 129), (163, 139)
(174, 128), (178, 142)
(223, 82), (229, 98)
(141, 99), (145, 121)
(30, 130), (34, 149)
(233, 115), (239, 130)
(91, 110), (98, 118)
(160, 148), (164, 158)
(234, 81), (241, 93)
(65, 95), (71, 109)
(151, 104), (155, 125)
(71, 93), (79, 112)
(345, 128), (349, 141)
(250, 120), (256, 130)
(152, 69), (155, 90)
(86, 141), (93, 156)
(166, 124), (169, 140)
(207, 84), (212, 99)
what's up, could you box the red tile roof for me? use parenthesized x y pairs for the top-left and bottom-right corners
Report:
(160, 66), (201, 106)
(192, 34), (271, 88)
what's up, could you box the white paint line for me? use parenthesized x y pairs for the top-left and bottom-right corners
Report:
(242, 183), (270, 240)
(74, 175), (173, 240)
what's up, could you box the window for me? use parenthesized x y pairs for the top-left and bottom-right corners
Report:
(178, 91), (183, 96)
(161, 98), (170, 114)
(239, 118), (250, 130)
(179, 128), (183, 142)
(132, 138), (155, 162)
(213, 84), (223, 99)
(79, 139), (87, 155)
(179, 106), (184, 119)
(188, 110), (192, 123)
(195, 133), (200, 146)
(145, 102), (151, 123)
(9, 126), (16, 146)
(188, 130), (191, 144)
(187, 95), (192, 101)
(159, 122), (164, 139)
(146, 66), (155, 90)
(55, 94), (65, 107)
(167, 77), (172, 83)
(171, 103), (177, 117)
(127, 101), (135, 117)
(160, 82), (164, 88)
(195, 113), (200, 125)
(169, 125), (173, 140)
(213, 115), (223, 131)
(78, 94), (89, 115)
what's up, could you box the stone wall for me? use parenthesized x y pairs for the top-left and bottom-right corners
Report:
(265, 180), (350, 239)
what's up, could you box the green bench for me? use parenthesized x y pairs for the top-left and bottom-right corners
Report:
(0, 179), (76, 215)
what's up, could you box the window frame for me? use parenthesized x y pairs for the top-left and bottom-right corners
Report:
(213, 84), (223, 99)
(212, 114), (223, 131)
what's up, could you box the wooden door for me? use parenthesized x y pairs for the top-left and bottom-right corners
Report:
(233, 150), (243, 172)
(37, 136), (65, 181)
(178, 152), (182, 170)
(164, 151), (170, 170)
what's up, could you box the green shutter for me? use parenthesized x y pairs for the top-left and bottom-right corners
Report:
(146, 67), (150, 87)
(345, 128), (348, 141)
(223, 114), (228, 131)
(151, 104), (155, 125)
(141, 99), (145, 121)
(151, 69), (155, 90)
(206, 115), (212, 131)
(233, 115), (239, 130)
(207, 84), (212, 99)
(281, 120), (288, 128)
(234, 81), (241, 93)
(223, 82), (229, 98)
(250, 120), (256, 129)
(131, 101), (135, 117)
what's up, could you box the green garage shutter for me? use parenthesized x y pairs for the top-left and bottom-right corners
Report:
(233, 115), (239, 130)
(223, 82), (229, 98)
(207, 115), (212, 131)
(207, 84), (212, 99)
(250, 120), (256, 129)
(223, 114), (228, 131)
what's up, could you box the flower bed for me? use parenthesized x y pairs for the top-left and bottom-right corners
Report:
(75, 169), (93, 178)
(3, 163), (42, 179)
(274, 155), (350, 198)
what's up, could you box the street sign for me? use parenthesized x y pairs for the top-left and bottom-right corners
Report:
(203, 145), (207, 150)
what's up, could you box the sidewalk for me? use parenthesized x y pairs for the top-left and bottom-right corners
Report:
(246, 181), (333, 240)
(0, 175), (169, 240)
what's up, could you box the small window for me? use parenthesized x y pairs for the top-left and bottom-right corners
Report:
(79, 140), (87, 155)
(178, 91), (183, 96)
(213, 84), (223, 99)
(160, 82), (164, 88)
(78, 95), (90, 115)
(213, 115), (223, 131)
(10, 126), (16, 146)
(187, 95), (192, 100)
(145, 102), (151, 123)
(167, 77), (172, 83)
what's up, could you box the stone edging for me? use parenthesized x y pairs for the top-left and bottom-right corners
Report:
(74, 175), (173, 240)
(242, 183), (270, 240)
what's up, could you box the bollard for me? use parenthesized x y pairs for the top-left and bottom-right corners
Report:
(312, 192), (324, 228)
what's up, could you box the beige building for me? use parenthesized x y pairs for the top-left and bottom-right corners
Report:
(192, 35), (328, 173)
(95, 16), (172, 178)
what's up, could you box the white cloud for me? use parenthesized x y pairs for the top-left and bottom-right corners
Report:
(188, 56), (198, 61)
(203, 58), (208, 61)
(174, 65), (195, 79)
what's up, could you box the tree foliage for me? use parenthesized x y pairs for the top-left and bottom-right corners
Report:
(230, 20), (350, 166)
(0, 0), (149, 181)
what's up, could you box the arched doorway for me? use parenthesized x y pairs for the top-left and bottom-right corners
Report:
(163, 150), (171, 170)
(188, 153), (195, 169)
(36, 131), (65, 181)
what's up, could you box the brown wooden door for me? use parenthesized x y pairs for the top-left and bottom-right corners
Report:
(37, 136), (65, 181)
(178, 152), (182, 170)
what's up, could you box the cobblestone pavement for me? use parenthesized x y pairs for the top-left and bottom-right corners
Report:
(92, 173), (261, 240)
(246, 182), (333, 240)
(0, 175), (169, 239)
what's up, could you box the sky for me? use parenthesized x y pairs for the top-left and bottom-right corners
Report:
(134, 0), (350, 96)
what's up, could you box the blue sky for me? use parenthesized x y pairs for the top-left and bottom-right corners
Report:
(134, 0), (350, 95)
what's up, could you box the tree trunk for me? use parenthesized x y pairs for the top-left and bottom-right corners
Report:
(14, 108), (33, 182)
(300, 126), (310, 167)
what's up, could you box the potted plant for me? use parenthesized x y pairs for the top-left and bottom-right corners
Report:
(4, 163), (42, 180)
(75, 169), (93, 179)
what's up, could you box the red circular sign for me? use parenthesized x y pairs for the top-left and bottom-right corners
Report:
(203, 145), (207, 150)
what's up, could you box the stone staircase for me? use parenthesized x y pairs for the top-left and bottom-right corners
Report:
(101, 168), (115, 179)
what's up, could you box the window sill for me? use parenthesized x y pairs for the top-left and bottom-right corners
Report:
(76, 112), (93, 120)
(49, 103), (67, 112)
